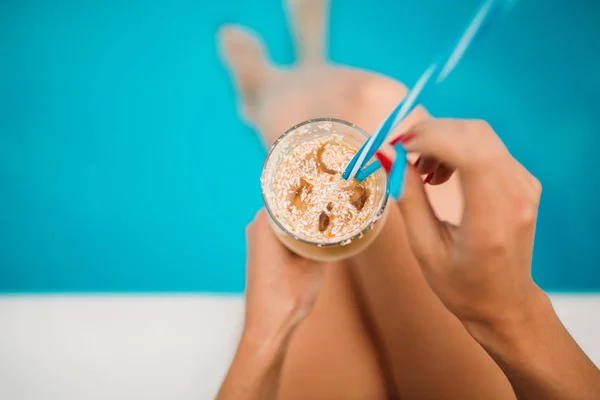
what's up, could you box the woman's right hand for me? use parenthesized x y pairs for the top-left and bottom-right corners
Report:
(396, 119), (544, 326)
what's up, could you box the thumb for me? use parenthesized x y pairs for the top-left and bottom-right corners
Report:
(397, 166), (445, 268)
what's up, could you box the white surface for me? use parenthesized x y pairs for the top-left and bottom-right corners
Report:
(0, 294), (598, 400)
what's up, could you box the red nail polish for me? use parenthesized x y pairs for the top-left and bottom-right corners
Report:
(375, 151), (392, 174)
(414, 157), (421, 168)
(390, 133), (417, 146)
(424, 173), (434, 184)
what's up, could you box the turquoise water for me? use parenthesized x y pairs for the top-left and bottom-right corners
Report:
(1, 0), (599, 292)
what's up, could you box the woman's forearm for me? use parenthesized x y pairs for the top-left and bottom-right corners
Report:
(466, 288), (600, 400)
(216, 326), (293, 400)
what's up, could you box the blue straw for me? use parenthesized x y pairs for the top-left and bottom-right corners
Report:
(355, 160), (381, 182)
(343, 0), (510, 182)
(389, 143), (408, 199)
(342, 99), (406, 180)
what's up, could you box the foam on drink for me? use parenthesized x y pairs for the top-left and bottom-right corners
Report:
(261, 119), (388, 261)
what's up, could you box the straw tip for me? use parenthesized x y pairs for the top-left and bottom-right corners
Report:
(342, 168), (353, 181)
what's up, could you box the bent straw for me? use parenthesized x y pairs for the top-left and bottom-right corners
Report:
(343, 0), (510, 182)
(389, 143), (408, 199)
(355, 160), (381, 182)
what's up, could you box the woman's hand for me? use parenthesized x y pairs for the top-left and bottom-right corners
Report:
(395, 118), (600, 400)
(217, 210), (323, 400)
(396, 119), (543, 325)
(243, 209), (324, 342)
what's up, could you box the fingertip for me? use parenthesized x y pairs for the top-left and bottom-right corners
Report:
(375, 151), (392, 174)
(415, 155), (439, 175)
(389, 132), (417, 146)
(424, 173), (434, 184)
(427, 164), (455, 186)
(247, 208), (265, 230)
(253, 209), (268, 225)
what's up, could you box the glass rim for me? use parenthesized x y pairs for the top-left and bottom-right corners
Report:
(260, 117), (389, 248)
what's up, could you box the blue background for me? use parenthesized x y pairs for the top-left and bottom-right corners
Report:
(1, 0), (599, 293)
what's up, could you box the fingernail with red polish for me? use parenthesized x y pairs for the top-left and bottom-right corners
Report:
(390, 132), (417, 146)
(375, 151), (392, 174)
(414, 157), (421, 168)
(424, 173), (434, 184)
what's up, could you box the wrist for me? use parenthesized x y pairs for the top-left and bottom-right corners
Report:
(243, 302), (307, 345)
(236, 325), (296, 372)
(463, 285), (553, 361)
(461, 281), (548, 328)
(218, 319), (298, 400)
(241, 311), (302, 358)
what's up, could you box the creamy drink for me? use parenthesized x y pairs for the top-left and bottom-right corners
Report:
(261, 118), (388, 261)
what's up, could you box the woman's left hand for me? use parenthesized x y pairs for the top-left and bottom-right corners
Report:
(217, 211), (323, 399)
(243, 210), (324, 342)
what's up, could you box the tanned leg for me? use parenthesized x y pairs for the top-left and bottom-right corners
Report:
(349, 200), (517, 399)
(218, 5), (393, 398)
